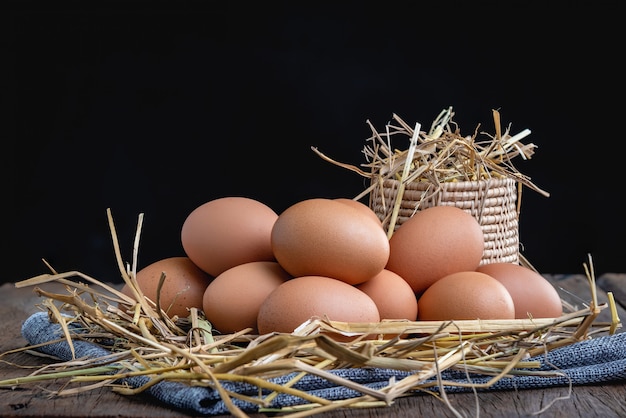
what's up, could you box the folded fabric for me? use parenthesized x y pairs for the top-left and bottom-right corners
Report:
(21, 311), (626, 416)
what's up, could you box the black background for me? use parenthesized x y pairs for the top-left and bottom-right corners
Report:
(2, 1), (624, 285)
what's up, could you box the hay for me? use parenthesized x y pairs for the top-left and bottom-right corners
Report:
(1, 210), (622, 417)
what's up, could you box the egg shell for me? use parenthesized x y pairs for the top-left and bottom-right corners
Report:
(257, 275), (380, 336)
(121, 256), (213, 318)
(476, 262), (563, 319)
(356, 269), (418, 320)
(417, 270), (515, 320)
(386, 205), (484, 294)
(334, 198), (383, 226)
(271, 198), (389, 285)
(181, 196), (278, 277)
(202, 261), (292, 334)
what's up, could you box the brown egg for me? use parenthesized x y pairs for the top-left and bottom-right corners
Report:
(417, 271), (515, 320)
(271, 198), (389, 285)
(386, 205), (484, 294)
(121, 256), (213, 318)
(356, 269), (418, 320)
(257, 275), (380, 336)
(476, 262), (563, 319)
(181, 196), (278, 277)
(202, 261), (292, 334)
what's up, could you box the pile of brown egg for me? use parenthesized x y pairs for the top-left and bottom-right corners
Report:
(121, 196), (562, 336)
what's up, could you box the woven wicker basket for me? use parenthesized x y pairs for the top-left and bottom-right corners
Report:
(370, 177), (520, 265)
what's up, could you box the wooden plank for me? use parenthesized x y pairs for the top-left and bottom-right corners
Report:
(597, 273), (626, 310)
(545, 274), (625, 329)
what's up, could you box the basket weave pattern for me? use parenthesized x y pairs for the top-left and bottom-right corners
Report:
(370, 177), (519, 265)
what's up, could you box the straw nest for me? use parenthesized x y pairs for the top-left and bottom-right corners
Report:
(1, 209), (622, 417)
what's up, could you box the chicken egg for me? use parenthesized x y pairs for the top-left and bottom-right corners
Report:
(271, 198), (389, 285)
(120, 256), (213, 318)
(476, 262), (563, 319)
(257, 275), (380, 337)
(386, 205), (484, 294)
(181, 196), (278, 277)
(417, 270), (515, 320)
(356, 269), (418, 320)
(202, 261), (292, 334)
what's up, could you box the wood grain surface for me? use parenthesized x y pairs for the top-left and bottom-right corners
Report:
(1, 274), (625, 418)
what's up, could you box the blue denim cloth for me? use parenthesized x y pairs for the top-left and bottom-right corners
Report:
(21, 311), (626, 416)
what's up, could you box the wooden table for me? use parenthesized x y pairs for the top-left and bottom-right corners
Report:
(1, 274), (625, 417)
